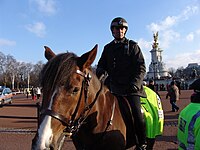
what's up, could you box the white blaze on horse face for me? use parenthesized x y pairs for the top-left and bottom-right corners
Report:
(37, 90), (57, 149)
(48, 89), (57, 110)
(38, 116), (52, 149)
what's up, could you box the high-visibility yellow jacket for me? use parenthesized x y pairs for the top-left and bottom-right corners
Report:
(140, 86), (164, 138)
(177, 103), (200, 150)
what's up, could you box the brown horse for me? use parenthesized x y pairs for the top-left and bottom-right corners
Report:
(31, 45), (136, 150)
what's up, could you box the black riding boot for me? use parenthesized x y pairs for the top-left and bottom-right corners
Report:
(146, 138), (155, 150)
(127, 95), (147, 150)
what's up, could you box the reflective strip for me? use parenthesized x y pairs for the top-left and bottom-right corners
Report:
(179, 117), (187, 132)
(156, 95), (162, 109)
(187, 111), (200, 149)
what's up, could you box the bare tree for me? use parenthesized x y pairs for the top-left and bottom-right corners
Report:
(0, 52), (6, 85)
(0, 51), (46, 90)
(0, 53), (17, 88)
(30, 61), (44, 87)
(17, 62), (33, 90)
(168, 67), (176, 78)
(5, 55), (18, 89)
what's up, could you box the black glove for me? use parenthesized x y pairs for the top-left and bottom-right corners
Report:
(130, 83), (139, 92)
(96, 68), (107, 79)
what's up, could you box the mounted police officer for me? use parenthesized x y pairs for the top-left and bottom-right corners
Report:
(96, 17), (147, 150)
(177, 78), (200, 150)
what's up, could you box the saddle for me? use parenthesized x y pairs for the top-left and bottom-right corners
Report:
(116, 96), (137, 148)
(99, 75), (137, 148)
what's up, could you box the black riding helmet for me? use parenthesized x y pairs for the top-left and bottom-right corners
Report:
(189, 78), (200, 92)
(110, 17), (128, 31)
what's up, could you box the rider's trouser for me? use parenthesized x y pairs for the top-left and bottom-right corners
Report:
(126, 95), (146, 146)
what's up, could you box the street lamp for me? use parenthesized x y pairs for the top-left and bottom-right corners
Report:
(27, 72), (30, 91)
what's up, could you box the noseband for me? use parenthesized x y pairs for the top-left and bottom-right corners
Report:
(41, 69), (103, 136)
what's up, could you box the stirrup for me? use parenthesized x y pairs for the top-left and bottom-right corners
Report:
(135, 144), (147, 150)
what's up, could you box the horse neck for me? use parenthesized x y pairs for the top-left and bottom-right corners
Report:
(85, 74), (123, 127)
(92, 86), (117, 125)
(89, 76), (114, 112)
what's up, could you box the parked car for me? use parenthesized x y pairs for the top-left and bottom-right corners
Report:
(0, 87), (13, 105)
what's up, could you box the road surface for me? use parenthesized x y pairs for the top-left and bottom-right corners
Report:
(0, 90), (193, 150)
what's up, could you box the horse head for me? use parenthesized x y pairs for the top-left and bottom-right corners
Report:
(32, 45), (99, 150)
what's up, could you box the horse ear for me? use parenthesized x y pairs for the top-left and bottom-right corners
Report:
(77, 44), (98, 69)
(44, 46), (56, 60)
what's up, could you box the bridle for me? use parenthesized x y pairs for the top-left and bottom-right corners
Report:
(40, 69), (103, 136)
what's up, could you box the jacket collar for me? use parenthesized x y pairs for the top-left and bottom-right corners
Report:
(113, 37), (126, 44)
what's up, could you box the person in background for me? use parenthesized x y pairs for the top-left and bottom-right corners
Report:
(175, 80), (181, 94)
(36, 87), (41, 100)
(166, 81), (179, 112)
(26, 89), (29, 99)
(177, 78), (200, 150)
(148, 79), (155, 91)
(96, 17), (147, 150)
(148, 79), (160, 98)
(31, 87), (35, 100)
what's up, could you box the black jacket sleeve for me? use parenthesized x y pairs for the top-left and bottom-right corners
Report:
(96, 46), (107, 78)
(130, 41), (146, 90)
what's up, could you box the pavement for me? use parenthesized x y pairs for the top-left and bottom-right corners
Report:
(0, 90), (193, 150)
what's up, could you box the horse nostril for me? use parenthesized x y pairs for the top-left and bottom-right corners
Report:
(49, 144), (54, 150)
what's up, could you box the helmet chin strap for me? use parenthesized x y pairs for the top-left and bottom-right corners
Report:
(114, 36), (125, 41)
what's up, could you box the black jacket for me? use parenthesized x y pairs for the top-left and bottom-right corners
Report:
(96, 38), (146, 97)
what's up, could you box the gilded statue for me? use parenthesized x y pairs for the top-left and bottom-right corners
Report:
(152, 31), (159, 49)
(153, 31), (158, 43)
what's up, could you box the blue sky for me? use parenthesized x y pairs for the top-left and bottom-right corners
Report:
(0, 0), (200, 71)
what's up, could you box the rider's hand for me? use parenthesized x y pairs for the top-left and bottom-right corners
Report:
(96, 68), (107, 79)
(130, 84), (139, 92)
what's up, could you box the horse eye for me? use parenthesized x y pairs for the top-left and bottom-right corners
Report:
(72, 87), (79, 94)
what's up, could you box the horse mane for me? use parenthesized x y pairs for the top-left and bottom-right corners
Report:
(40, 52), (78, 91)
